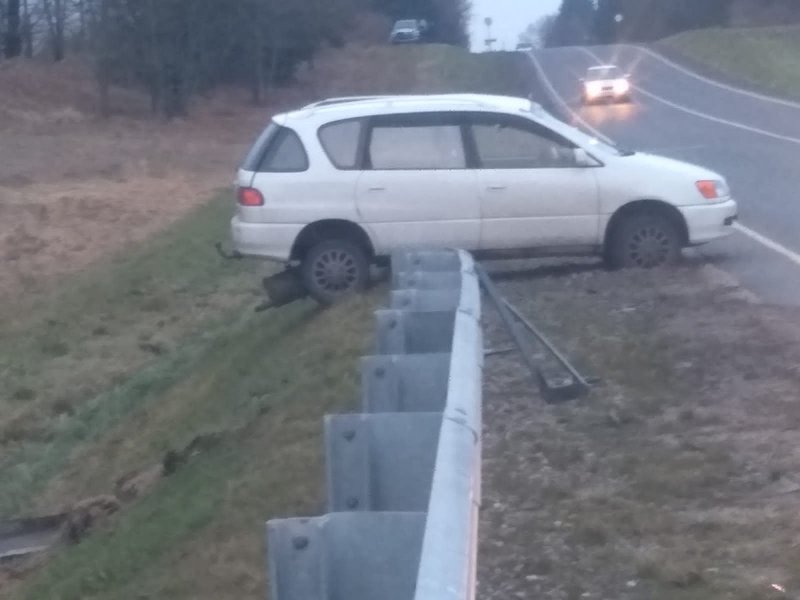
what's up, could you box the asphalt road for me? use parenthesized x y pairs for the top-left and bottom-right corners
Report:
(531, 44), (800, 305)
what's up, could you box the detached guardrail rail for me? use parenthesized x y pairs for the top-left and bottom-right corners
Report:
(267, 249), (482, 600)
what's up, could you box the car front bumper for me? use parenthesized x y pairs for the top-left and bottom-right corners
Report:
(230, 216), (302, 262)
(391, 35), (420, 43)
(585, 89), (629, 101)
(681, 198), (739, 245)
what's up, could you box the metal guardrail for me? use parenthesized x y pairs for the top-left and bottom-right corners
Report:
(267, 249), (482, 600)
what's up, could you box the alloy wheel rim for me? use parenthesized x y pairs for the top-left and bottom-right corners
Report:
(312, 249), (359, 293)
(627, 226), (671, 268)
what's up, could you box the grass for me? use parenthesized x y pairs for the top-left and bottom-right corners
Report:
(660, 25), (800, 99)
(15, 294), (377, 600)
(0, 192), (261, 516)
(412, 46), (536, 96)
(2, 43), (534, 599)
(300, 44), (536, 99)
(0, 188), (377, 599)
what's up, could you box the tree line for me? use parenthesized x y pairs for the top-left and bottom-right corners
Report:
(540, 0), (800, 47)
(1, 0), (471, 117)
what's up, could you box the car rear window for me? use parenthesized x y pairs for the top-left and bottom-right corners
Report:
(242, 124), (309, 173)
(319, 119), (363, 169)
(242, 123), (277, 171)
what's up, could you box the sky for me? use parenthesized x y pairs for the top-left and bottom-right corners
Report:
(469, 0), (562, 51)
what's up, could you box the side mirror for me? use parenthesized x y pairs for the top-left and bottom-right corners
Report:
(574, 148), (597, 167)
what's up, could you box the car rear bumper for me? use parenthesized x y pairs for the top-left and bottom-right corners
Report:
(230, 216), (302, 262)
(681, 198), (739, 245)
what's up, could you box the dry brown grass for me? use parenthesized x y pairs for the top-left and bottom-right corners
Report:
(479, 259), (800, 600)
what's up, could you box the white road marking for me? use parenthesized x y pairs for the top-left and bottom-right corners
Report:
(527, 52), (614, 144)
(733, 222), (800, 268)
(532, 47), (800, 270)
(579, 47), (800, 147)
(635, 45), (800, 112)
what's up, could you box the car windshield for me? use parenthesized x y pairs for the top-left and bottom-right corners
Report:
(549, 117), (634, 157)
(395, 20), (417, 29)
(587, 67), (622, 81)
(519, 103), (634, 157)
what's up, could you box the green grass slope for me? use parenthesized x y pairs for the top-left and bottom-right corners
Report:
(660, 25), (800, 100)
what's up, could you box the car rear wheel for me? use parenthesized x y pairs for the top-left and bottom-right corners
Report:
(608, 213), (681, 269)
(302, 239), (369, 305)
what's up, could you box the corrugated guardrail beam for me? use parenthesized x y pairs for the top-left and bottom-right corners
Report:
(267, 249), (481, 600)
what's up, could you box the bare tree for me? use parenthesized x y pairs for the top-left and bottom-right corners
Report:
(4, 0), (22, 58)
(83, 0), (457, 118)
(41, 0), (66, 60)
(21, 0), (32, 56)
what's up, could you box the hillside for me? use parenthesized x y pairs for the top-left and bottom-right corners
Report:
(0, 45), (533, 599)
(659, 25), (800, 100)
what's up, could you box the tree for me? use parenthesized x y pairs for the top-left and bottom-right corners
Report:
(4, 0), (21, 58)
(15, 0), (469, 117)
(21, 0), (31, 57)
(546, 0), (595, 47)
(42, 0), (67, 60)
(519, 14), (556, 49)
(667, 0), (731, 31)
(371, 0), (471, 46)
(594, 0), (619, 44)
(612, 0), (731, 41)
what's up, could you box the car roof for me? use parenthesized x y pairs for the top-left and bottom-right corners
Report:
(281, 94), (545, 125)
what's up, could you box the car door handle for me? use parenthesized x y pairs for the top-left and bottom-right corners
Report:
(368, 186), (386, 192)
(487, 185), (507, 191)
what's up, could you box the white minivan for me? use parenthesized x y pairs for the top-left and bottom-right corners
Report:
(232, 94), (738, 303)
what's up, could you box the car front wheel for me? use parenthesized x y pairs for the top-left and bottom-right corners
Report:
(608, 213), (682, 269)
(302, 239), (369, 305)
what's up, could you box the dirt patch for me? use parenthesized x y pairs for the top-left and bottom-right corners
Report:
(478, 259), (800, 600)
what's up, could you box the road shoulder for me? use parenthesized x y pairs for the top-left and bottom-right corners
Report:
(479, 260), (800, 600)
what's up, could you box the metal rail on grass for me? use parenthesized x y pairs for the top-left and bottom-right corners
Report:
(266, 249), (482, 600)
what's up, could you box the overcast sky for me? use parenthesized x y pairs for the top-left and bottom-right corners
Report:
(469, 0), (562, 51)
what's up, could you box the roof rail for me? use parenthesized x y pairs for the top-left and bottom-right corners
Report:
(303, 96), (392, 109)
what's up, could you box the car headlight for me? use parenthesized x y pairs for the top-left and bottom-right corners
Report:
(586, 82), (602, 96)
(696, 179), (730, 200)
(613, 79), (630, 94)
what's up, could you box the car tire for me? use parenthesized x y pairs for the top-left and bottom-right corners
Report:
(608, 212), (682, 269)
(302, 239), (370, 305)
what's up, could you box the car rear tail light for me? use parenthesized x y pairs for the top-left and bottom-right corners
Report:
(238, 187), (264, 206)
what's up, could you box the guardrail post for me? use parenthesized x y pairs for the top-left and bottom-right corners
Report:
(325, 413), (442, 512)
(360, 354), (450, 413)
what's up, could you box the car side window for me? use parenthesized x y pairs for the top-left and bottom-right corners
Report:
(257, 126), (309, 172)
(367, 118), (466, 170)
(319, 119), (363, 170)
(471, 116), (577, 169)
